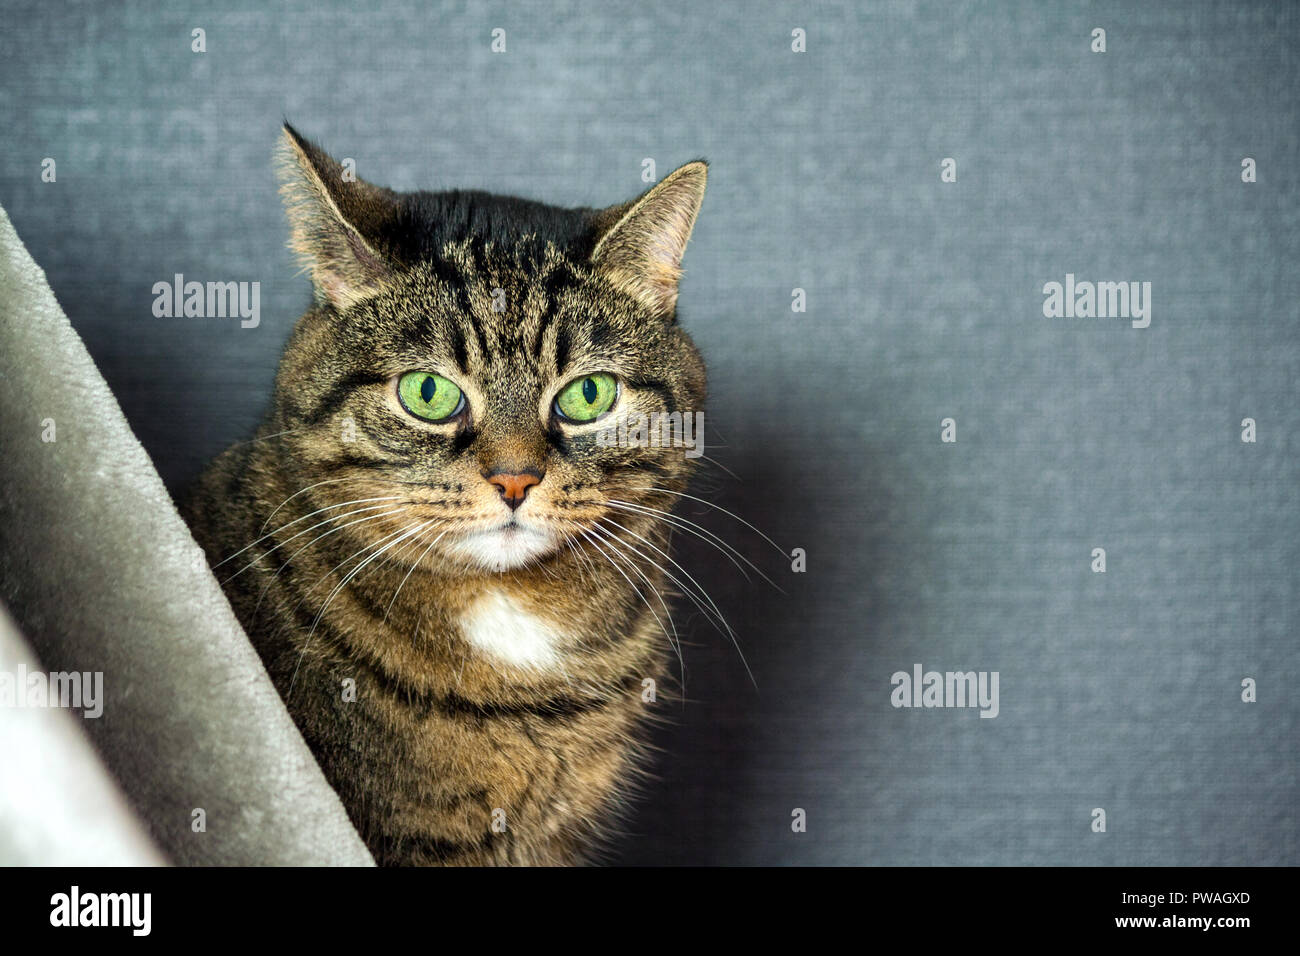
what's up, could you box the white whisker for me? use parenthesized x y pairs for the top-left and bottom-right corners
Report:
(259, 476), (376, 534)
(220, 501), (405, 580)
(384, 527), (451, 622)
(289, 520), (433, 695)
(579, 529), (680, 669)
(628, 486), (786, 557)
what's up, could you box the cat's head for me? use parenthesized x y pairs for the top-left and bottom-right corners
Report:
(269, 125), (708, 573)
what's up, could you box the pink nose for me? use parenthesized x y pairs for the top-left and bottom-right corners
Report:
(487, 471), (542, 511)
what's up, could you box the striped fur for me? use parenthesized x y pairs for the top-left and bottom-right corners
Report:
(183, 127), (708, 865)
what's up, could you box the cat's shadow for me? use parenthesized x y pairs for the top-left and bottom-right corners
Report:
(605, 422), (894, 866)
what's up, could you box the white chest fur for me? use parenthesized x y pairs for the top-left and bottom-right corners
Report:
(459, 590), (562, 670)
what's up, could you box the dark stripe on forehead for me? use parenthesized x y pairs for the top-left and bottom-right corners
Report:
(425, 254), (460, 288)
(546, 262), (578, 294)
(426, 253), (484, 365)
(456, 303), (489, 363)
(468, 235), (489, 276)
(427, 256), (472, 314)
(448, 318), (469, 373)
(553, 324), (571, 375)
(461, 268), (494, 360)
(532, 262), (578, 361)
(529, 305), (548, 361)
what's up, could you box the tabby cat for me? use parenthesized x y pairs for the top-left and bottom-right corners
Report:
(184, 125), (709, 865)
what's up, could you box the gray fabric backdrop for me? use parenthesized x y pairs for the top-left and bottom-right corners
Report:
(1, 0), (1295, 864)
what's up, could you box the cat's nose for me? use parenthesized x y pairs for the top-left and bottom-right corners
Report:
(486, 469), (543, 511)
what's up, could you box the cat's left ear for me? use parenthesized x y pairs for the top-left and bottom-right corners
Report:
(276, 123), (401, 308)
(590, 161), (708, 320)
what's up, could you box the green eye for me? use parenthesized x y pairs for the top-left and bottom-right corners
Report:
(555, 373), (618, 422)
(397, 372), (464, 422)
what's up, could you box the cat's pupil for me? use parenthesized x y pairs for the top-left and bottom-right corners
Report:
(421, 376), (437, 404)
(582, 377), (597, 404)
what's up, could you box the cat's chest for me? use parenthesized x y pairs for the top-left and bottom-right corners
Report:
(457, 589), (564, 671)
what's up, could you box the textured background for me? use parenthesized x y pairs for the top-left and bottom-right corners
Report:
(1, 0), (1296, 864)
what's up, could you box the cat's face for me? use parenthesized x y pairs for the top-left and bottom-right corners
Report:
(270, 127), (707, 574)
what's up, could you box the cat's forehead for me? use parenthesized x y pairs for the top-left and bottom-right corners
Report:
(418, 242), (603, 336)
(436, 236), (581, 294)
(365, 250), (640, 382)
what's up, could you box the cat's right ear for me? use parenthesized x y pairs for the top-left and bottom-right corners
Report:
(589, 161), (708, 321)
(276, 124), (399, 308)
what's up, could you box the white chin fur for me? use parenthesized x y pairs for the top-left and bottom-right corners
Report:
(444, 523), (559, 571)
